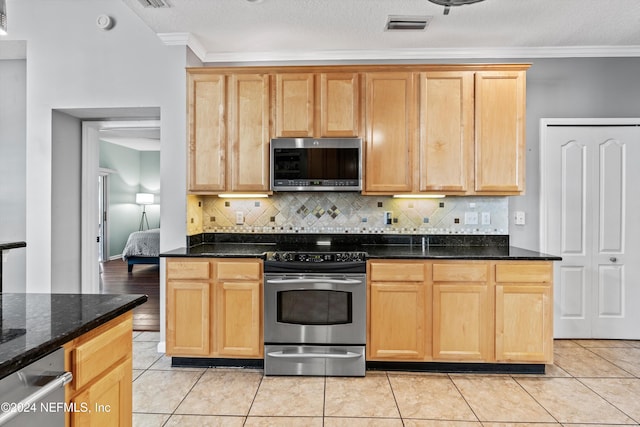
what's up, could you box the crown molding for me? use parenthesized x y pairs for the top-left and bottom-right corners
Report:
(156, 32), (640, 63)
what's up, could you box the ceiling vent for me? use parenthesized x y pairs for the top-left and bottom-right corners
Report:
(137, 0), (171, 8)
(427, 0), (486, 15)
(385, 15), (432, 31)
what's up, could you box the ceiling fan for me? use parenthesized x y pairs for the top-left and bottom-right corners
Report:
(427, 0), (486, 15)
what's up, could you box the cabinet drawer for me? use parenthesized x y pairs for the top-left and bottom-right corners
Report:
(369, 262), (426, 282)
(72, 315), (132, 390)
(432, 263), (488, 282)
(167, 259), (211, 280)
(495, 263), (552, 283)
(216, 260), (261, 281)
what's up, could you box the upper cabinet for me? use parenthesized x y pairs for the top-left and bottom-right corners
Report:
(418, 72), (474, 194)
(363, 72), (415, 193)
(188, 73), (226, 193)
(228, 74), (271, 192)
(274, 72), (360, 138)
(187, 71), (271, 194)
(187, 64), (529, 196)
(474, 71), (526, 194)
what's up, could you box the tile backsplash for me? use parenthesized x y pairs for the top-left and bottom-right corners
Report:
(187, 194), (508, 235)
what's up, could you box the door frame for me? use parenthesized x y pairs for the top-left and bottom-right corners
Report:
(539, 117), (640, 253)
(81, 119), (160, 294)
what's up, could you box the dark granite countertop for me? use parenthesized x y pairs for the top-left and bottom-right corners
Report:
(0, 293), (147, 380)
(161, 234), (561, 261)
(0, 241), (26, 251)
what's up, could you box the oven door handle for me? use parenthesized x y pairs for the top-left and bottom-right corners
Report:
(266, 278), (362, 285)
(267, 351), (362, 359)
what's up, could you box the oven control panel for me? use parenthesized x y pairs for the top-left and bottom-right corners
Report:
(266, 252), (367, 263)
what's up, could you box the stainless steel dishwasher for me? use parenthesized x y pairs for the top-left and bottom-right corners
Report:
(0, 347), (72, 426)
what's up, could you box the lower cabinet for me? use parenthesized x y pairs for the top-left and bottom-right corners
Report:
(495, 262), (553, 362)
(368, 261), (429, 360)
(64, 312), (133, 427)
(367, 259), (554, 364)
(166, 258), (263, 358)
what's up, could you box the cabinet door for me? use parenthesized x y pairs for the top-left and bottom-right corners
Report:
(275, 73), (315, 137)
(364, 72), (416, 193)
(496, 284), (553, 362)
(188, 73), (226, 192)
(166, 280), (211, 356)
(495, 262), (553, 362)
(432, 264), (492, 361)
(228, 74), (271, 191)
(319, 73), (360, 137)
(369, 281), (427, 360)
(475, 71), (526, 193)
(71, 358), (132, 427)
(419, 72), (474, 193)
(214, 280), (263, 357)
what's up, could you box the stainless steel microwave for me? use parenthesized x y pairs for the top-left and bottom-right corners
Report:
(270, 138), (362, 191)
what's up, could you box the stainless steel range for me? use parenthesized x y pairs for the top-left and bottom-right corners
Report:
(263, 250), (366, 376)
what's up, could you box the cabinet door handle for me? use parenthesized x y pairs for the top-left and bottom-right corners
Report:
(610, 257), (618, 263)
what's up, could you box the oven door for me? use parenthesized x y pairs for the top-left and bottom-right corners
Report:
(264, 273), (366, 345)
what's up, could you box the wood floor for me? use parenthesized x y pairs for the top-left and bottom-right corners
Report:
(100, 259), (160, 332)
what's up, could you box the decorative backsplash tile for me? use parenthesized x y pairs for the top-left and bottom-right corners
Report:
(187, 194), (508, 235)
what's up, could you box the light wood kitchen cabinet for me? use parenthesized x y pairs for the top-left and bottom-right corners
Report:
(367, 261), (430, 360)
(187, 72), (226, 193)
(214, 259), (263, 358)
(363, 72), (416, 193)
(495, 262), (553, 362)
(187, 71), (271, 194)
(65, 313), (133, 427)
(474, 70), (526, 194)
(228, 74), (271, 192)
(432, 262), (493, 361)
(166, 259), (212, 356)
(418, 72), (474, 193)
(166, 258), (263, 358)
(275, 73), (315, 137)
(274, 72), (360, 137)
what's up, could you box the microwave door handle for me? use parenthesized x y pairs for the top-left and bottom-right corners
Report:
(266, 278), (362, 285)
(267, 351), (362, 359)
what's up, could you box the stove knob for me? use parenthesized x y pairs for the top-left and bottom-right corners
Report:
(282, 252), (293, 262)
(271, 253), (280, 262)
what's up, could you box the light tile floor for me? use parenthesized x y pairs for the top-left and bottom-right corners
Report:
(132, 332), (640, 426)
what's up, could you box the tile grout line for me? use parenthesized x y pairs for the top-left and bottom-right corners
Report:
(243, 368), (265, 426)
(383, 371), (404, 425)
(448, 373), (482, 424)
(574, 376), (640, 425)
(511, 374), (561, 425)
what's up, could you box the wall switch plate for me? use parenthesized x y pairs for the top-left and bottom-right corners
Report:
(235, 211), (244, 225)
(384, 211), (393, 225)
(464, 211), (478, 225)
(514, 211), (526, 225)
(481, 212), (491, 225)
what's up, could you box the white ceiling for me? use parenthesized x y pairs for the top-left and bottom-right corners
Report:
(120, 0), (640, 63)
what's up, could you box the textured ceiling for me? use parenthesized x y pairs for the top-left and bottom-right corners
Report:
(120, 0), (640, 62)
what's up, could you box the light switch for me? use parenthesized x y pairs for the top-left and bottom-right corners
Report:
(235, 211), (244, 225)
(481, 212), (491, 225)
(514, 211), (526, 225)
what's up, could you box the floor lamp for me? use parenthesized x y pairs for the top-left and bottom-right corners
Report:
(136, 193), (153, 231)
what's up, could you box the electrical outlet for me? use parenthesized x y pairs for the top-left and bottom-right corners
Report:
(481, 212), (491, 225)
(514, 211), (526, 225)
(464, 211), (478, 225)
(235, 211), (244, 225)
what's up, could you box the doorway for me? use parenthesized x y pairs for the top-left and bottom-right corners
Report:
(541, 119), (640, 339)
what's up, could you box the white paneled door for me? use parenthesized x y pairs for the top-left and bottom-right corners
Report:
(542, 121), (640, 338)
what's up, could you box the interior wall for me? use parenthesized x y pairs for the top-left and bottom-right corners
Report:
(0, 59), (27, 291)
(51, 110), (82, 293)
(7, 0), (188, 295)
(140, 151), (161, 229)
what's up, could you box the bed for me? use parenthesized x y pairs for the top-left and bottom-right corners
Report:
(122, 228), (160, 272)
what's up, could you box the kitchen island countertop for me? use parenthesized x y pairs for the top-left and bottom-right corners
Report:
(0, 293), (147, 380)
